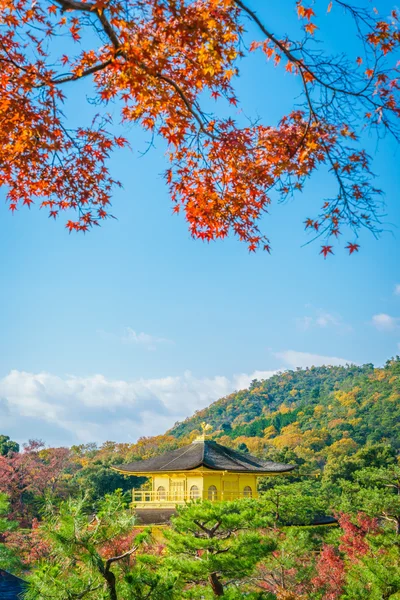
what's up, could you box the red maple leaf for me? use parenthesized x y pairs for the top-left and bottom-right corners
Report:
(346, 242), (360, 254)
(320, 245), (334, 258)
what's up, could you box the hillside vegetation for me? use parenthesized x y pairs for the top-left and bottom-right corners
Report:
(169, 359), (400, 476)
(1, 359), (399, 517)
(1, 359), (400, 599)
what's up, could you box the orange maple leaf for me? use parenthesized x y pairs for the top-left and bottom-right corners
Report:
(305, 22), (318, 35)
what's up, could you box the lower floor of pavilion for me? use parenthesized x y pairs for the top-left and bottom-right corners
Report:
(132, 470), (259, 508)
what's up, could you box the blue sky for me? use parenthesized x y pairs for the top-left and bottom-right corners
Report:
(0, 1), (399, 446)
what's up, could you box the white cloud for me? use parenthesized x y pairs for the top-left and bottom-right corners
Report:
(98, 327), (173, 351)
(122, 328), (173, 350)
(371, 313), (400, 331)
(274, 350), (354, 369)
(0, 368), (275, 447)
(296, 309), (351, 332)
(394, 284), (400, 296)
(296, 316), (314, 330)
(232, 370), (276, 391)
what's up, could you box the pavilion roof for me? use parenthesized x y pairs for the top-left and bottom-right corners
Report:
(113, 439), (295, 474)
(0, 570), (26, 600)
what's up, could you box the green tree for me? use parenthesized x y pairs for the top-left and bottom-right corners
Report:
(0, 435), (19, 456)
(72, 464), (141, 505)
(260, 481), (331, 527)
(164, 499), (276, 598)
(340, 465), (400, 535)
(0, 493), (19, 572)
(322, 443), (397, 485)
(343, 536), (400, 599)
(25, 490), (174, 600)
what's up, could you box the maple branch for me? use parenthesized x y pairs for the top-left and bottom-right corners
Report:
(299, 69), (380, 244)
(49, 58), (116, 85)
(154, 72), (219, 140)
(54, 0), (96, 12)
(55, 0), (121, 47)
(234, 0), (376, 100)
(55, 0), (217, 139)
(96, 10), (121, 49)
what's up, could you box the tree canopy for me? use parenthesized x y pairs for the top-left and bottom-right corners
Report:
(164, 499), (276, 597)
(1, 0), (399, 253)
(0, 435), (19, 457)
(0, 361), (399, 598)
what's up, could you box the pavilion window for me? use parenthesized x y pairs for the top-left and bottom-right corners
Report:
(208, 485), (218, 501)
(157, 486), (166, 500)
(243, 485), (252, 498)
(222, 480), (238, 499)
(170, 481), (184, 500)
(190, 485), (200, 500)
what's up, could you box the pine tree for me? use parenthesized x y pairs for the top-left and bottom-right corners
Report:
(164, 499), (276, 598)
(25, 490), (174, 600)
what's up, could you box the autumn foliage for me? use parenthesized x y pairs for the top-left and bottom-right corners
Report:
(1, 362), (400, 597)
(0, 0), (399, 252)
(0, 440), (71, 523)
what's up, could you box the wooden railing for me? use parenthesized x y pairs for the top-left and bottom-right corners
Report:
(132, 489), (253, 505)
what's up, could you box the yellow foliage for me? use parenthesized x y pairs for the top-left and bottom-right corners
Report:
(231, 414), (247, 427)
(263, 425), (277, 440)
(236, 437), (268, 455)
(326, 437), (358, 458)
(389, 393), (400, 403)
(327, 418), (345, 429)
(270, 422), (303, 450)
(374, 370), (387, 381)
(334, 388), (361, 407)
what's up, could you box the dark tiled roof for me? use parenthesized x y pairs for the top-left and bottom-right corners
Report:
(284, 515), (338, 527)
(0, 570), (26, 600)
(113, 440), (295, 474)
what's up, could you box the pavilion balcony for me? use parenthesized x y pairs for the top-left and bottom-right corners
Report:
(131, 488), (253, 508)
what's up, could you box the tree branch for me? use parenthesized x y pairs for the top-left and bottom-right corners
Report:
(50, 58), (117, 85)
(105, 545), (138, 571)
(54, 0), (96, 12)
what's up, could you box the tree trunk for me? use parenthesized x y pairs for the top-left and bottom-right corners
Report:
(104, 570), (118, 600)
(209, 572), (224, 596)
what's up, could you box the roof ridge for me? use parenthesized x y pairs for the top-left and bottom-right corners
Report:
(206, 440), (255, 470)
(221, 443), (265, 467)
(111, 439), (295, 474)
(159, 443), (198, 470)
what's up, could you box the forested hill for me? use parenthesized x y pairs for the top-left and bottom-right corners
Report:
(1, 359), (399, 513)
(168, 359), (400, 471)
(1, 362), (400, 598)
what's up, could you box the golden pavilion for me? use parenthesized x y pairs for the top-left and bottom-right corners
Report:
(112, 432), (295, 510)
